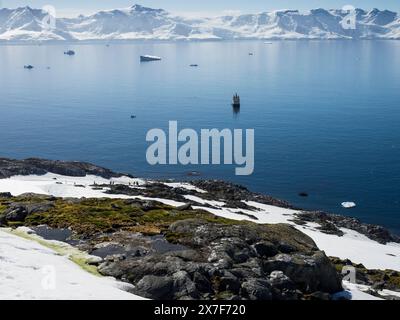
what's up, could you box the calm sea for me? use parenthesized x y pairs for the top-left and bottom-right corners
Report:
(0, 40), (399, 233)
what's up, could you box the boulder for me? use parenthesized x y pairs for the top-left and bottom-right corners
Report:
(241, 279), (273, 300)
(135, 275), (174, 299)
(264, 252), (342, 294)
(0, 157), (122, 179)
(3, 202), (54, 222)
(0, 192), (12, 198)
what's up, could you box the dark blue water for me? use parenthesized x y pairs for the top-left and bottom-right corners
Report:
(0, 41), (399, 233)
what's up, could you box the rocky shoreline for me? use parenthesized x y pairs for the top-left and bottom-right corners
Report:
(2, 157), (398, 244)
(0, 157), (125, 179)
(1, 157), (399, 300)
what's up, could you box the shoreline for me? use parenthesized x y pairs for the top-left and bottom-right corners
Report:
(1, 156), (398, 241)
(1, 39), (400, 45)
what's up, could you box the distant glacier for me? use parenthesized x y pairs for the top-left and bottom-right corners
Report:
(0, 4), (399, 41)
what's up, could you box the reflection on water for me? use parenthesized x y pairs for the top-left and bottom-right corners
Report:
(232, 104), (240, 117)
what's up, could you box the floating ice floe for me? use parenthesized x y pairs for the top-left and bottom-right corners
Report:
(140, 55), (161, 62)
(342, 202), (357, 208)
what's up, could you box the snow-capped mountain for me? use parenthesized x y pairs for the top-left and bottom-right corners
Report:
(0, 4), (399, 41)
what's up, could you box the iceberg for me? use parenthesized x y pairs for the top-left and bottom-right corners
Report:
(341, 202), (357, 208)
(140, 55), (162, 62)
(64, 50), (75, 56)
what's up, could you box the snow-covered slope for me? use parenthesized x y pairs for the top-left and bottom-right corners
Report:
(0, 4), (399, 41)
(0, 6), (71, 41)
(0, 228), (145, 299)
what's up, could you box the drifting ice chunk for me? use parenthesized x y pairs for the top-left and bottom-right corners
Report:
(341, 202), (356, 208)
(64, 50), (75, 56)
(140, 55), (161, 62)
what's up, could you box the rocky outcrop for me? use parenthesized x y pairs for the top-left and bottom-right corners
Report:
(191, 180), (294, 209)
(105, 179), (400, 245)
(2, 201), (55, 222)
(294, 211), (400, 244)
(97, 219), (342, 300)
(0, 157), (124, 179)
(105, 179), (293, 210)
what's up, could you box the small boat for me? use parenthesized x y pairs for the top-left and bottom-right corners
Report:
(190, 64), (199, 67)
(248, 52), (254, 56)
(64, 50), (75, 56)
(131, 115), (136, 119)
(232, 93), (241, 107)
(140, 55), (161, 62)
(24, 65), (34, 69)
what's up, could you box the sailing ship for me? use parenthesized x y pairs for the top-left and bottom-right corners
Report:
(232, 93), (241, 107)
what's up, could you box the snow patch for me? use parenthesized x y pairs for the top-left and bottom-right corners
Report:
(0, 228), (144, 300)
(184, 195), (225, 207)
(164, 182), (207, 193)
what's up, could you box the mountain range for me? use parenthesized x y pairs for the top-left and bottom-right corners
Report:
(0, 4), (399, 41)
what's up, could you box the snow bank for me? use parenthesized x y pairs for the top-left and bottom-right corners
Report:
(0, 228), (144, 300)
(0, 173), (145, 199)
(184, 195), (226, 207)
(164, 182), (207, 194)
(334, 281), (382, 300)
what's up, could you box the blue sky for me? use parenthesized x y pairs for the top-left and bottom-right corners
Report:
(1, 0), (399, 16)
